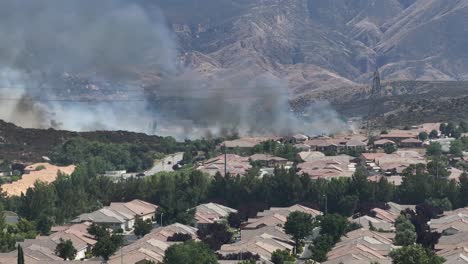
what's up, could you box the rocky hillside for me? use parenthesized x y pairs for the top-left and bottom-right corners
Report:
(149, 0), (468, 92)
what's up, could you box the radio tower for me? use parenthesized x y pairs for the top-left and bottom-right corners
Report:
(366, 68), (382, 136)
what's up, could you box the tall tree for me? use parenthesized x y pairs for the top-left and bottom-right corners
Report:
(55, 238), (77, 260)
(394, 216), (416, 246)
(163, 241), (218, 264)
(284, 211), (315, 253)
(17, 244), (24, 264)
(134, 218), (152, 238)
(271, 249), (296, 264)
(197, 223), (233, 251)
(389, 244), (444, 264)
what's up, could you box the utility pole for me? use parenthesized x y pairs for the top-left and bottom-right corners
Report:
(367, 68), (382, 137)
(323, 194), (328, 214)
(224, 144), (227, 176)
(160, 212), (164, 227)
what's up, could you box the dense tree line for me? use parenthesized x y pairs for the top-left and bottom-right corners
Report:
(3, 157), (468, 233)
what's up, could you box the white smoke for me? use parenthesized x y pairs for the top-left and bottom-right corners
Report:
(0, 0), (348, 139)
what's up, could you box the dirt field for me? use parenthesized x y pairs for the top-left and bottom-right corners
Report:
(1, 162), (75, 197)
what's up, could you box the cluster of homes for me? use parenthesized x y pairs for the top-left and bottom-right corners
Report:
(196, 123), (463, 185)
(431, 207), (468, 263)
(0, 197), (323, 264)
(218, 204), (322, 262)
(0, 200), (159, 264)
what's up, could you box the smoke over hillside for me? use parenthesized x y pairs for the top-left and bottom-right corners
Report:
(0, 0), (346, 139)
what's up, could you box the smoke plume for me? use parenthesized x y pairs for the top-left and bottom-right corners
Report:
(0, 0), (347, 139)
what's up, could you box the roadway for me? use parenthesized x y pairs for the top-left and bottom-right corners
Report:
(144, 152), (184, 176)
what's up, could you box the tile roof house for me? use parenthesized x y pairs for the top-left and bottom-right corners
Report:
(322, 228), (395, 264)
(3, 222), (99, 262)
(221, 137), (280, 149)
(379, 131), (418, 143)
(362, 151), (426, 175)
(374, 139), (396, 147)
(72, 199), (158, 231)
(256, 204), (322, 218)
(298, 151), (326, 162)
(436, 232), (468, 251)
(304, 136), (366, 152)
(298, 155), (356, 179)
(217, 204), (320, 262)
(249, 154), (289, 167)
(197, 154), (251, 177)
(350, 215), (394, 232)
(244, 214), (288, 230)
(218, 233), (293, 262)
(400, 138), (424, 148)
(371, 202), (415, 224)
(430, 210), (468, 236)
(108, 223), (198, 264)
(194, 202), (237, 228)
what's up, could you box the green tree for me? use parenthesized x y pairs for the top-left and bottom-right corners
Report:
(55, 238), (77, 260)
(0, 213), (15, 252)
(426, 198), (453, 211)
(384, 143), (397, 154)
(92, 235), (119, 261)
(284, 211), (315, 253)
(317, 214), (348, 241)
(426, 142), (442, 157)
(309, 234), (334, 262)
(197, 223), (233, 251)
(394, 216), (416, 246)
(163, 240), (218, 264)
(134, 218), (152, 238)
(271, 249), (295, 264)
(88, 224), (124, 261)
(389, 244), (444, 264)
(429, 130), (439, 139)
(227, 212), (242, 229)
(450, 140), (463, 157)
(460, 121), (468, 133)
(419, 132), (428, 141)
(19, 181), (57, 221)
(17, 244), (24, 264)
(460, 173), (468, 207)
(36, 214), (54, 235)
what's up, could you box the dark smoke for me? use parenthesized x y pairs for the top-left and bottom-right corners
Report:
(0, 0), (347, 139)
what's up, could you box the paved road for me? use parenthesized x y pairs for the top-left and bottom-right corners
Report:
(144, 152), (184, 176)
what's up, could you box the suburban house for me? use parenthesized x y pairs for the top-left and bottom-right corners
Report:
(373, 139), (396, 148)
(1, 222), (98, 262)
(379, 131), (418, 143)
(218, 204), (321, 263)
(197, 154), (251, 177)
(304, 136), (366, 153)
(297, 155), (356, 180)
(249, 154), (289, 167)
(399, 138), (424, 148)
(72, 199), (158, 231)
(221, 137), (281, 151)
(108, 223), (198, 264)
(360, 151), (425, 175)
(432, 207), (468, 263)
(323, 228), (395, 264)
(194, 203), (237, 229)
(292, 134), (309, 143)
(298, 151), (326, 162)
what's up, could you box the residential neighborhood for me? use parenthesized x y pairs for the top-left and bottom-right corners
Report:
(2, 121), (468, 264)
